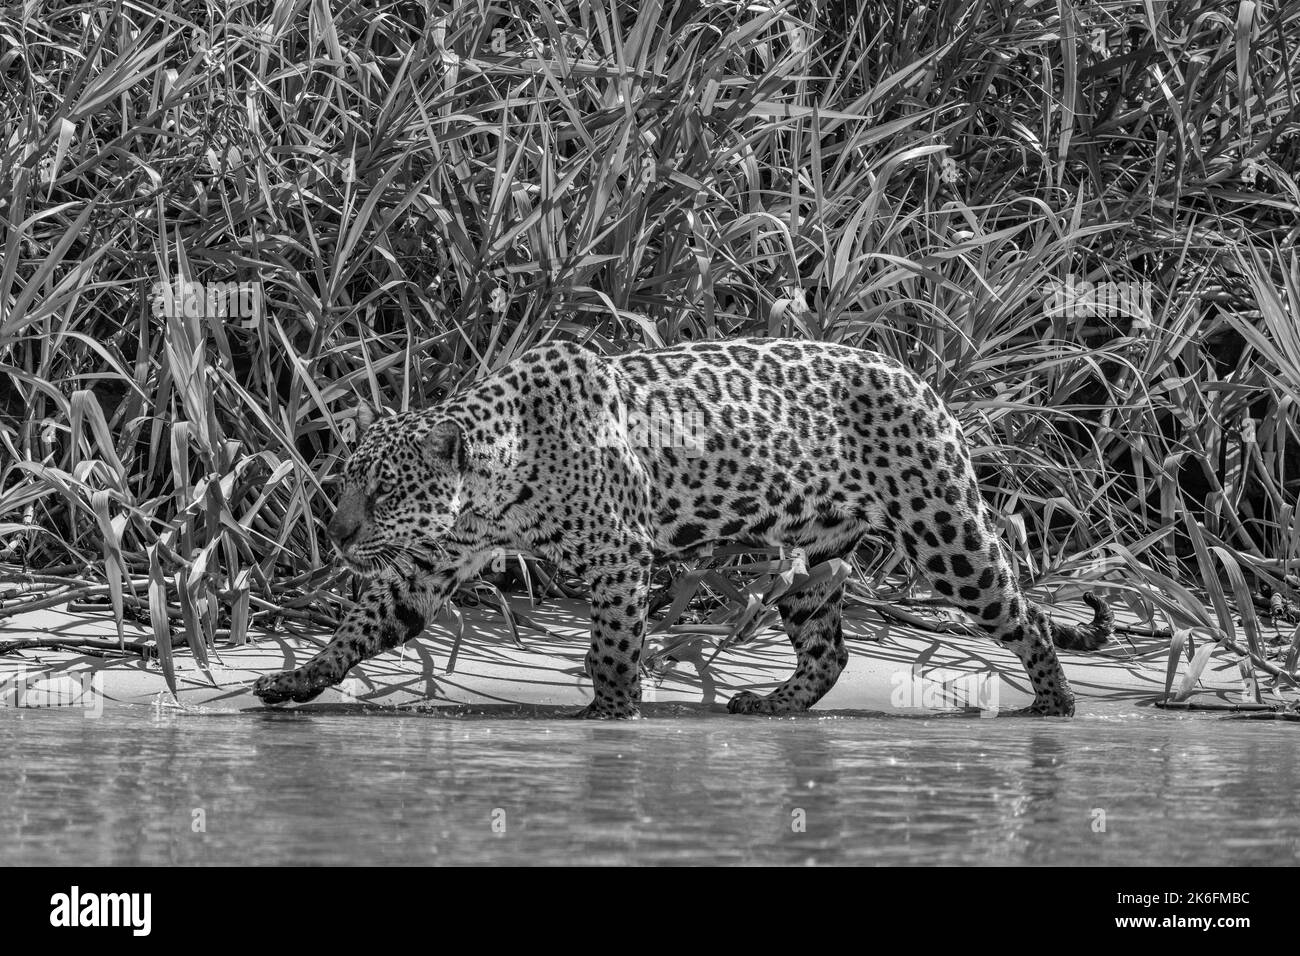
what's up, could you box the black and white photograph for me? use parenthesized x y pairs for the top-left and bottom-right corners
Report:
(0, 0), (1296, 899)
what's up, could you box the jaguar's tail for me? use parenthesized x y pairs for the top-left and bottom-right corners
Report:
(1049, 591), (1115, 651)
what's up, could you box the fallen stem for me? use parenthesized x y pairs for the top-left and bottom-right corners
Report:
(0, 635), (185, 658)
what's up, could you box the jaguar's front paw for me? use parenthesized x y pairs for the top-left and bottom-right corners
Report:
(253, 668), (330, 705)
(1006, 695), (1075, 717)
(571, 700), (640, 719)
(727, 690), (775, 715)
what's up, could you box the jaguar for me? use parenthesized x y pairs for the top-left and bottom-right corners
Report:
(252, 338), (1112, 717)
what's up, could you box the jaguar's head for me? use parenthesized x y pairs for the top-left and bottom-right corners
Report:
(326, 402), (466, 576)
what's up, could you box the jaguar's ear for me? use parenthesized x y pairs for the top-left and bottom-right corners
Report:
(424, 420), (465, 470)
(355, 399), (384, 437)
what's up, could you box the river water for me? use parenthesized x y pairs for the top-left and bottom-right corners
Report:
(2, 702), (1296, 865)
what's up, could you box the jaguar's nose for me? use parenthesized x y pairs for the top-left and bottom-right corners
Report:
(327, 513), (361, 552)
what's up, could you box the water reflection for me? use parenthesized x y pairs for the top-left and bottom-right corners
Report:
(1, 707), (1296, 865)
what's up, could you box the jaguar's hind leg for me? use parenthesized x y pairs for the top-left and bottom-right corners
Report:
(993, 603), (1077, 715)
(890, 486), (1079, 716)
(727, 574), (850, 715)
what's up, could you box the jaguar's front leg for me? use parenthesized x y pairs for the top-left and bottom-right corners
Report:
(575, 559), (651, 719)
(252, 575), (427, 704)
(253, 562), (469, 705)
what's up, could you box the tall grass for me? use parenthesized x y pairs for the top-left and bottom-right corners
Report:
(1, 0), (1298, 688)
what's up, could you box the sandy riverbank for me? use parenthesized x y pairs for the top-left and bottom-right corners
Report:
(0, 595), (1276, 716)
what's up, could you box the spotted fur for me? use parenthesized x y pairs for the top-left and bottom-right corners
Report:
(252, 338), (1112, 717)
